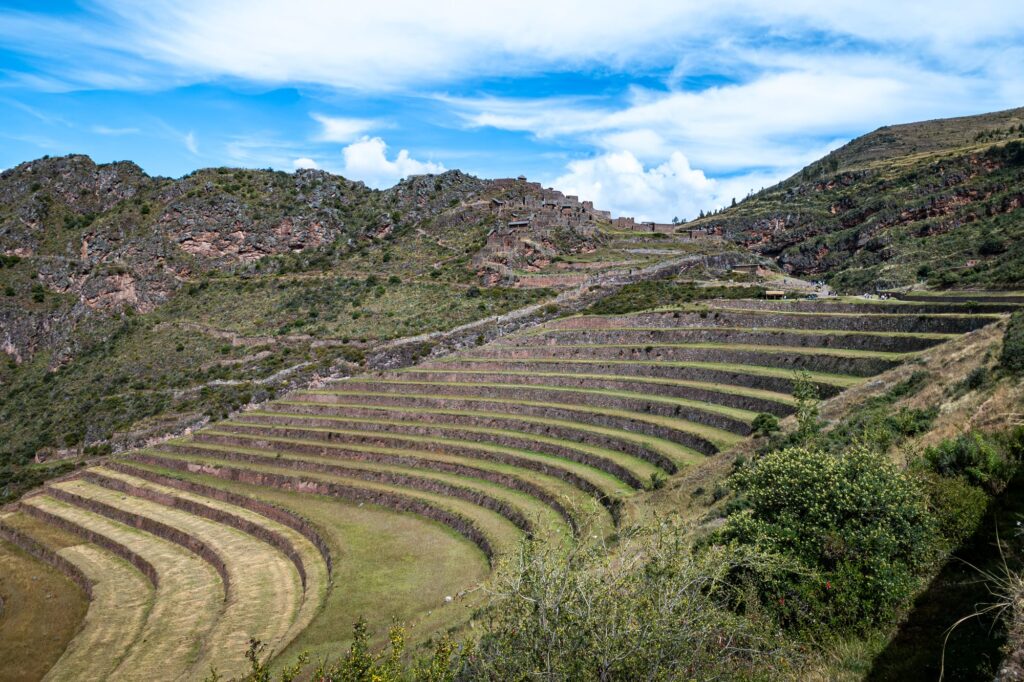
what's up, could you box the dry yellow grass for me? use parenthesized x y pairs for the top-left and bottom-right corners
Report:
(88, 465), (330, 650)
(52, 478), (305, 678)
(0, 531), (88, 682)
(23, 495), (223, 680)
(44, 544), (152, 682)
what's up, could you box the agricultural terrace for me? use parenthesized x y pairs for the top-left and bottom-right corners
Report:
(0, 293), (1016, 678)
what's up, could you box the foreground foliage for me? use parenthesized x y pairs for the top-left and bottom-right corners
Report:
(227, 520), (805, 681)
(719, 445), (937, 634)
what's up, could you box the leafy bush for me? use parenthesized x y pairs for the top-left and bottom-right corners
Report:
(924, 430), (1020, 492)
(1002, 309), (1024, 373)
(718, 445), (937, 633)
(466, 527), (802, 680)
(916, 471), (989, 549)
(751, 413), (780, 436)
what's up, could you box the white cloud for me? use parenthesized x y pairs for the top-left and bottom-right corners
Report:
(552, 150), (792, 221)
(3, 1), (1023, 93)
(340, 136), (444, 189)
(311, 114), (378, 143)
(183, 130), (198, 155)
(292, 157), (319, 170)
(553, 151), (714, 222)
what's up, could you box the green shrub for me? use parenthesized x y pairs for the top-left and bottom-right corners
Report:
(751, 413), (780, 437)
(718, 445), (937, 633)
(916, 471), (988, 549)
(924, 430), (1019, 491)
(1001, 310), (1024, 373)
(466, 527), (802, 680)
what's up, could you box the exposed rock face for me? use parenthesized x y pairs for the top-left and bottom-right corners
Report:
(0, 156), (609, 365)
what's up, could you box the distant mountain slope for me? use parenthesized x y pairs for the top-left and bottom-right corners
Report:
(692, 107), (1024, 291)
(0, 155), (627, 491)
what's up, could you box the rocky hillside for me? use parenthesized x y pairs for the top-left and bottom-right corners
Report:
(0, 156), (622, 497)
(692, 107), (1024, 291)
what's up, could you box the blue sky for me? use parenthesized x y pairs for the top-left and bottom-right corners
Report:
(2, 1), (1024, 220)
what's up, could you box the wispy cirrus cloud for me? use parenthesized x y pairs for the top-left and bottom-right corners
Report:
(1, 1), (1023, 216)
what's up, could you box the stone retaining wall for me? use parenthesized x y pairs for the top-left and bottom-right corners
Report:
(422, 359), (845, 398)
(105, 461), (333, 576)
(894, 293), (1024, 304)
(19, 502), (160, 588)
(154, 442), (536, 536)
(129, 453), (496, 563)
(509, 328), (943, 353)
(469, 346), (897, 377)
(293, 392), (718, 457)
(44, 485), (229, 597)
(234, 411), (645, 490)
(81, 469), (312, 590)
(182, 430), (581, 533)
(549, 310), (997, 335)
(229, 413), (624, 506)
(395, 370), (794, 416)
(718, 299), (1021, 315)
(328, 381), (752, 435)
(270, 399), (681, 471)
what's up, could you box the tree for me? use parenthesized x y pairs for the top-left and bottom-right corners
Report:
(731, 197), (737, 207)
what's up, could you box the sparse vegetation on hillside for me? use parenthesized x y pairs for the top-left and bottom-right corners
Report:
(582, 281), (767, 315)
(689, 108), (1024, 291)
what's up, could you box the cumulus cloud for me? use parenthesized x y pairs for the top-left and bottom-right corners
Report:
(340, 137), (444, 189)
(311, 114), (378, 143)
(292, 157), (318, 170)
(553, 151), (716, 222)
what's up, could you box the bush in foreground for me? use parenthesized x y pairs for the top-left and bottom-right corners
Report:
(718, 445), (937, 634)
(226, 521), (805, 681)
(1001, 309), (1024, 373)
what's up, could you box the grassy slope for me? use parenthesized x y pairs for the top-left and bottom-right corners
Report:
(0, 532), (89, 682)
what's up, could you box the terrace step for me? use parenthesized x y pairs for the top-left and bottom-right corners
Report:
(126, 450), (508, 563)
(118, 459), (495, 666)
(266, 398), (681, 474)
(420, 358), (854, 398)
(158, 435), (578, 535)
(21, 495), (223, 681)
(100, 460), (334, 576)
(892, 292), (1024, 305)
(43, 543), (152, 682)
(233, 410), (646, 491)
(292, 390), (735, 457)
(713, 298), (1023, 315)
(0, 516), (146, 682)
(507, 326), (952, 353)
(463, 344), (901, 377)
(82, 466), (324, 593)
(394, 368), (795, 417)
(50, 478), (306, 676)
(549, 309), (999, 334)
(228, 409), (634, 499)
(324, 378), (756, 435)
